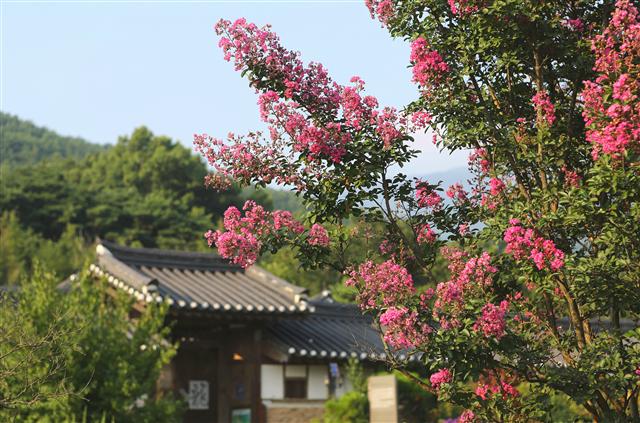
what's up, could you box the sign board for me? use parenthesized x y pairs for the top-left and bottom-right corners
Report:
(231, 408), (251, 423)
(368, 375), (398, 423)
(188, 380), (209, 410)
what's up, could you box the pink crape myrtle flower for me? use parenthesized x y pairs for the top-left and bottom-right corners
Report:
(504, 219), (565, 271)
(205, 201), (312, 268)
(417, 224), (436, 244)
(365, 0), (395, 26)
(379, 307), (430, 349)
(416, 181), (443, 210)
(430, 368), (453, 390)
(581, 0), (640, 159)
(448, 0), (479, 16)
(488, 178), (506, 196)
(308, 223), (330, 246)
(532, 90), (556, 126)
(458, 410), (476, 423)
(434, 247), (498, 313)
(345, 260), (415, 310)
(446, 183), (468, 203)
(476, 381), (519, 400)
(468, 148), (490, 175)
(410, 37), (449, 95)
(473, 300), (509, 339)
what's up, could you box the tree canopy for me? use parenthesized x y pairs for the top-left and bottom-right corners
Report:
(0, 112), (106, 168)
(197, 1), (640, 420)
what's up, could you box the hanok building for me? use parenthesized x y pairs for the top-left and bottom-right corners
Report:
(89, 240), (386, 423)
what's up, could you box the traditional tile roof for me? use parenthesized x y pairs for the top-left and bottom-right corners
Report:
(90, 240), (311, 315)
(265, 296), (389, 361)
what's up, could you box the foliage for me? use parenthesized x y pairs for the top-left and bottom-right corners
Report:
(0, 112), (105, 167)
(260, 247), (340, 295)
(0, 212), (90, 285)
(0, 126), (253, 249)
(394, 370), (440, 422)
(197, 1), (640, 421)
(0, 267), (182, 422)
(322, 391), (369, 423)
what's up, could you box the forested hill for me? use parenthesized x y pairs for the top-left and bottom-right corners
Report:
(0, 112), (106, 167)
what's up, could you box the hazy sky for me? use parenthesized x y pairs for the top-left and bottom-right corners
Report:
(1, 0), (468, 175)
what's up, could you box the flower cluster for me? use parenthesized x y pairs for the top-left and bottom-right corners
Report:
(434, 249), (497, 328)
(475, 380), (519, 400)
(345, 260), (415, 310)
(416, 224), (436, 244)
(581, 0), (640, 159)
(503, 219), (565, 271)
(430, 368), (453, 390)
(532, 90), (556, 126)
(562, 18), (585, 32)
(410, 37), (450, 95)
(205, 201), (325, 267)
(209, 18), (415, 178)
(194, 132), (308, 190)
(379, 307), (430, 349)
(488, 178), (506, 196)
(473, 300), (509, 339)
(468, 148), (490, 175)
(365, 0), (395, 26)
(448, 0), (479, 16)
(446, 183), (468, 203)
(308, 223), (330, 246)
(457, 410), (476, 423)
(416, 181), (443, 210)
(561, 165), (581, 188)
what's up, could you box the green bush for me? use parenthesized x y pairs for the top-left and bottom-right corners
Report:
(322, 391), (369, 423)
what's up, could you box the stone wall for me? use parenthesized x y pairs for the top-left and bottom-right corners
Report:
(263, 400), (325, 423)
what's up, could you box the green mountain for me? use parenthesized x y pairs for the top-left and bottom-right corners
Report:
(0, 112), (106, 167)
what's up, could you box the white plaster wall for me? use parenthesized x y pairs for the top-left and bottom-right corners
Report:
(260, 364), (284, 399)
(307, 365), (328, 400)
(284, 364), (306, 378)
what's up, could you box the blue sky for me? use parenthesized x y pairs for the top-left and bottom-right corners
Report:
(1, 0), (467, 175)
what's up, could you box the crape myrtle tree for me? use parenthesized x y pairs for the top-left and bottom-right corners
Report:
(194, 0), (640, 420)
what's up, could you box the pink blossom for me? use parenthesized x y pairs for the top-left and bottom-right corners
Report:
(434, 250), (497, 314)
(416, 181), (443, 209)
(346, 260), (415, 310)
(488, 178), (506, 196)
(379, 307), (430, 349)
(410, 37), (449, 94)
(430, 368), (452, 390)
(468, 148), (490, 175)
(205, 201), (311, 267)
(476, 381), (519, 399)
(365, 0), (395, 26)
(473, 300), (509, 339)
(273, 210), (305, 234)
(532, 90), (556, 126)
(446, 183), (468, 202)
(458, 410), (476, 423)
(410, 111), (433, 130)
(417, 224), (436, 244)
(562, 18), (585, 32)
(308, 223), (330, 246)
(581, 0), (640, 159)
(561, 166), (581, 188)
(504, 220), (565, 271)
(448, 0), (479, 16)
(206, 229), (260, 268)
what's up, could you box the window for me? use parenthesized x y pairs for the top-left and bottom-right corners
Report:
(284, 365), (307, 399)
